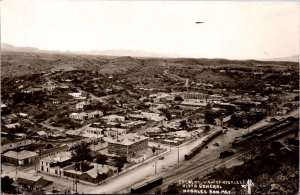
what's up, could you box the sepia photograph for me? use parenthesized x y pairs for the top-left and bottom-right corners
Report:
(1, 0), (299, 194)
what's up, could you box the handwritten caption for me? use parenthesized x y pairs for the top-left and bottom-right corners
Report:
(178, 180), (252, 194)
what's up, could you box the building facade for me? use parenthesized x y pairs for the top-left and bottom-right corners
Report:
(107, 134), (148, 157)
(3, 150), (38, 165)
(39, 152), (72, 176)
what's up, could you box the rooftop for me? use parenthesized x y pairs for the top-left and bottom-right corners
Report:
(4, 123), (21, 129)
(41, 151), (72, 163)
(86, 163), (118, 178)
(3, 150), (38, 160)
(102, 114), (125, 119)
(107, 133), (148, 146)
(40, 145), (69, 156)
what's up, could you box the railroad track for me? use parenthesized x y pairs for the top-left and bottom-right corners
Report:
(233, 117), (298, 146)
(147, 152), (246, 193)
(262, 122), (299, 143)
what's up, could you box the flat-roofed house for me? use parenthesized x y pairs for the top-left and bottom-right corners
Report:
(107, 133), (148, 157)
(102, 115), (125, 123)
(40, 151), (72, 176)
(63, 163), (118, 184)
(3, 150), (38, 165)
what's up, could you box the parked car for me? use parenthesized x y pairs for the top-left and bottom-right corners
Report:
(159, 156), (164, 160)
(219, 150), (235, 159)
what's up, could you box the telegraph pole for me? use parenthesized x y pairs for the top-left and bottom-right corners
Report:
(154, 162), (157, 174)
(1, 154), (3, 173)
(76, 178), (78, 194)
(72, 176), (75, 193)
(177, 146), (180, 163)
(16, 150), (19, 177)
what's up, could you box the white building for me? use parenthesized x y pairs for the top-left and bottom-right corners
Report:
(76, 101), (90, 110)
(87, 110), (103, 119)
(43, 81), (58, 91)
(105, 128), (127, 138)
(84, 125), (104, 135)
(68, 92), (86, 100)
(129, 154), (146, 164)
(129, 111), (166, 122)
(69, 112), (87, 120)
(102, 115), (125, 123)
(40, 152), (72, 176)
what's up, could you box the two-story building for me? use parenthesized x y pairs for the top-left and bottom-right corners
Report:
(40, 152), (72, 176)
(107, 133), (148, 157)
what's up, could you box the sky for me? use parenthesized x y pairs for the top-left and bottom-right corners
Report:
(1, 0), (299, 59)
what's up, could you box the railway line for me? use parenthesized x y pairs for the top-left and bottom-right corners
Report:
(147, 152), (246, 193)
(262, 122), (299, 143)
(149, 116), (299, 193)
(233, 116), (298, 146)
(184, 129), (223, 160)
(127, 114), (299, 194)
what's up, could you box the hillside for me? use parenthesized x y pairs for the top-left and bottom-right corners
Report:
(1, 51), (298, 80)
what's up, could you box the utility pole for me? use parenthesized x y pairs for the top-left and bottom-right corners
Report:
(72, 176), (75, 193)
(154, 162), (157, 174)
(97, 170), (100, 186)
(93, 139), (95, 152)
(75, 176), (78, 194)
(177, 146), (180, 163)
(16, 150), (19, 177)
(1, 154), (3, 173)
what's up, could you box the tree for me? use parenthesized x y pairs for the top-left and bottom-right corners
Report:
(45, 144), (54, 149)
(115, 155), (127, 172)
(72, 141), (93, 162)
(96, 154), (108, 165)
(204, 125), (210, 133)
(174, 96), (183, 101)
(270, 141), (284, 151)
(179, 120), (188, 129)
(164, 183), (179, 194)
(155, 188), (162, 194)
(1, 176), (15, 194)
(204, 112), (215, 125)
(115, 123), (122, 128)
(100, 173), (108, 181)
(152, 146), (157, 155)
(165, 112), (171, 121)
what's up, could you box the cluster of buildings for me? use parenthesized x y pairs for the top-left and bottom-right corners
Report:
(1, 65), (298, 194)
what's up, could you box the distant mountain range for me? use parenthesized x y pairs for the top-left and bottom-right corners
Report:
(1, 42), (299, 62)
(261, 55), (299, 63)
(1, 43), (179, 58)
(2, 43), (42, 53)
